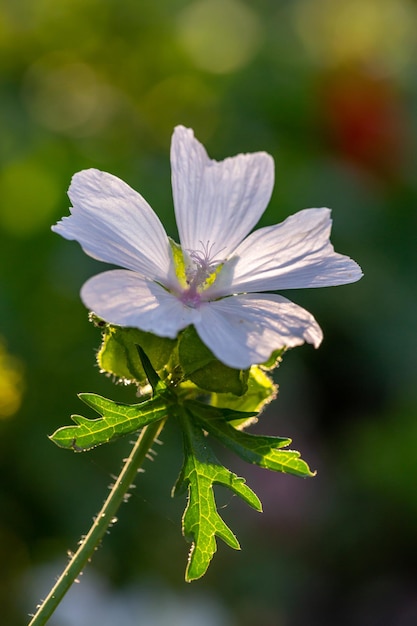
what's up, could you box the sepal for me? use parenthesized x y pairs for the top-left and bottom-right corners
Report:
(209, 365), (277, 426)
(178, 326), (249, 396)
(94, 318), (176, 389)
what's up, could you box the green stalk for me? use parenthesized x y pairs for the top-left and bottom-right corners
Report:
(28, 418), (167, 626)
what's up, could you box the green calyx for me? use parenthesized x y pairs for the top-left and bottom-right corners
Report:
(92, 315), (276, 414)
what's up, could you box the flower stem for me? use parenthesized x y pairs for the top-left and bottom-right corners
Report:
(28, 418), (167, 626)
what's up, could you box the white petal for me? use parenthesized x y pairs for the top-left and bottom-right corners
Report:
(206, 208), (363, 297)
(171, 126), (274, 259)
(195, 294), (323, 369)
(52, 169), (173, 284)
(81, 270), (199, 337)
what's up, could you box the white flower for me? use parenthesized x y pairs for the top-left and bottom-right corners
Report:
(52, 126), (362, 369)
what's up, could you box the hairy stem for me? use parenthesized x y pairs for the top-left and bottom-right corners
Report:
(28, 418), (166, 626)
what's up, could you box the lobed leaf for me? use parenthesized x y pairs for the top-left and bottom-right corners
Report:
(193, 415), (315, 478)
(50, 393), (169, 451)
(173, 409), (261, 581)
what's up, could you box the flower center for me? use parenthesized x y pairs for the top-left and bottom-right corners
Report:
(180, 241), (224, 308)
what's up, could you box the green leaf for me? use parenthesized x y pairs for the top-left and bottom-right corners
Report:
(173, 409), (262, 581)
(193, 415), (316, 478)
(178, 326), (249, 396)
(49, 393), (169, 451)
(96, 323), (176, 386)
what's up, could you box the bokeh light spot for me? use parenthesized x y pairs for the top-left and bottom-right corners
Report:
(177, 0), (262, 74)
(0, 339), (24, 418)
(22, 58), (119, 137)
(293, 0), (417, 72)
(0, 158), (60, 237)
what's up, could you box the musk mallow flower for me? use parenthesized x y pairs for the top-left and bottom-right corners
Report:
(52, 126), (362, 369)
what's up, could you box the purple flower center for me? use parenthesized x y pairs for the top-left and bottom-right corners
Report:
(180, 288), (202, 308)
(179, 241), (224, 308)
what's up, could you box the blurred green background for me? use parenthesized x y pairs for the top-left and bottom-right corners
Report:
(1, 0), (417, 624)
